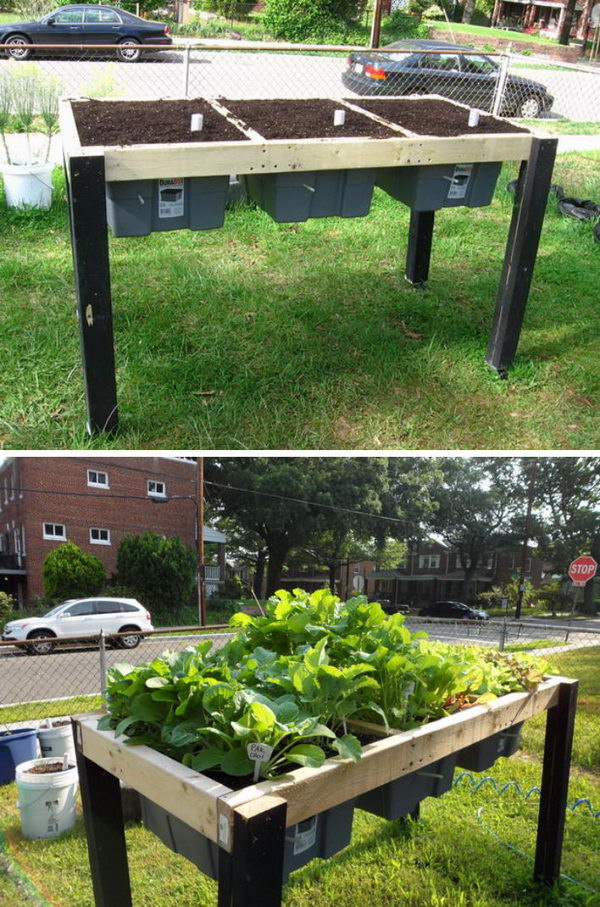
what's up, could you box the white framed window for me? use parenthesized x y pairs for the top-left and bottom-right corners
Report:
(418, 554), (440, 569)
(147, 480), (166, 498)
(87, 469), (109, 489)
(43, 522), (66, 541)
(90, 527), (111, 546)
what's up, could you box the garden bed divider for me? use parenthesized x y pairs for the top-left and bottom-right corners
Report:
(72, 674), (577, 906)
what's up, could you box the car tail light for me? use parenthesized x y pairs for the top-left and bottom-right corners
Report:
(364, 64), (387, 80)
(164, 24), (169, 34)
(145, 610), (152, 621)
(346, 55), (351, 65)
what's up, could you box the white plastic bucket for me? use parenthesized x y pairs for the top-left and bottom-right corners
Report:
(37, 721), (76, 763)
(15, 757), (78, 838)
(1, 162), (54, 210)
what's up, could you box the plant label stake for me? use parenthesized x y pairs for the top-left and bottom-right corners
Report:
(62, 753), (69, 770)
(247, 742), (273, 781)
(333, 109), (346, 126)
(190, 114), (204, 132)
(468, 109), (480, 128)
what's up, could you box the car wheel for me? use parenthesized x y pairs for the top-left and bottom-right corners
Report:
(118, 626), (142, 648)
(4, 36), (32, 61)
(26, 630), (56, 656)
(117, 39), (141, 62)
(517, 96), (542, 118)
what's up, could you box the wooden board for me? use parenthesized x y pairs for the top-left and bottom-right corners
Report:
(74, 716), (232, 845)
(77, 676), (562, 848)
(61, 98), (533, 182)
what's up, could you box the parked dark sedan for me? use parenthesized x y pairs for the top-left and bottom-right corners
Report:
(419, 601), (489, 620)
(342, 40), (553, 119)
(0, 4), (172, 62)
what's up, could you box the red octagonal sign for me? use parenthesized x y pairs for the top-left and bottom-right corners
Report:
(568, 556), (598, 587)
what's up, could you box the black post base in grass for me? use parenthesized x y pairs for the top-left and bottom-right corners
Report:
(405, 209), (435, 288)
(534, 678), (578, 886)
(66, 155), (118, 435)
(486, 137), (558, 375)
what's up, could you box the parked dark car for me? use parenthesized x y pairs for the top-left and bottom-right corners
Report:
(419, 600), (489, 620)
(0, 4), (172, 62)
(376, 599), (411, 615)
(342, 40), (553, 119)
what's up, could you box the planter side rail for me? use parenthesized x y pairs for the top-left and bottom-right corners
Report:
(75, 675), (562, 851)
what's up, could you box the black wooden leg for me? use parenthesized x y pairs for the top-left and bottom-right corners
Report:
(534, 678), (578, 886)
(486, 137), (558, 375)
(72, 720), (132, 907)
(218, 797), (287, 907)
(405, 210), (435, 287)
(67, 155), (118, 434)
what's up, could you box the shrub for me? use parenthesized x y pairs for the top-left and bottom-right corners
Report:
(0, 592), (15, 621)
(199, 0), (255, 19)
(262, 0), (366, 42)
(116, 531), (197, 614)
(42, 542), (105, 601)
(381, 11), (430, 41)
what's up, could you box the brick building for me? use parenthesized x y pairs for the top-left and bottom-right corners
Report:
(368, 539), (544, 606)
(278, 540), (543, 606)
(0, 457), (226, 605)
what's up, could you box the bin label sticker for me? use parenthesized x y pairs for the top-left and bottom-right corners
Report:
(447, 164), (473, 199)
(158, 179), (184, 218)
(292, 816), (318, 855)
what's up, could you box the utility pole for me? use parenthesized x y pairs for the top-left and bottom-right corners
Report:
(197, 457), (206, 627)
(515, 458), (538, 620)
(370, 0), (384, 48)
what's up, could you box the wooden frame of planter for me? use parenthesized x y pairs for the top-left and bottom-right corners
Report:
(72, 675), (577, 907)
(60, 96), (558, 435)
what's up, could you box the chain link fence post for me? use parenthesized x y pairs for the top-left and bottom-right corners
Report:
(498, 618), (507, 652)
(182, 43), (191, 99)
(99, 629), (107, 697)
(492, 47), (511, 117)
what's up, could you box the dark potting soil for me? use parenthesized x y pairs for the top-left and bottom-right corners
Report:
(222, 98), (398, 140)
(349, 97), (530, 136)
(25, 762), (73, 774)
(72, 98), (250, 147)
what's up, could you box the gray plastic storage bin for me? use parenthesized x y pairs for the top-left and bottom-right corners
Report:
(139, 794), (355, 883)
(357, 754), (456, 821)
(245, 168), (376, 223)
(456, 722), (524, 772)
(105, 176), (230, 237)
(376, 162), (501, 211)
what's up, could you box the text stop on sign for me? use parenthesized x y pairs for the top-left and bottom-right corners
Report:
(568, 556), (598, 587)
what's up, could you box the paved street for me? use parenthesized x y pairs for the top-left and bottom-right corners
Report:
(0, 632), (232, 708)
(3, 48), (598, 121)
(1, 620), (597, 716)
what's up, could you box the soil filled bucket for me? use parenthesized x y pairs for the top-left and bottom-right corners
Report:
(37, 721), (76, 763)
(1, 162), (54, 210)
(15, 757), (78, 838)
(0, 729), (38, 785)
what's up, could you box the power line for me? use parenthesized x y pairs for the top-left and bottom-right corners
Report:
(204, 480), (413, 528)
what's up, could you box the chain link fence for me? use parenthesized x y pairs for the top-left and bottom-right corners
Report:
(1, 616), (597, 734)
(1, 40), (599, 168)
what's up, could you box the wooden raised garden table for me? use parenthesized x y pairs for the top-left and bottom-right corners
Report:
(72, 674), (577, 906)
(60, 96), (558, 434)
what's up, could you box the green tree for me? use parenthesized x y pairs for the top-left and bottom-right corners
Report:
(431, 458), (520, 602)
(206, 457), (439, 596)
(116, 532), (197, 614)
(42, 542), (105, 601)
(535, 457), (600, 614)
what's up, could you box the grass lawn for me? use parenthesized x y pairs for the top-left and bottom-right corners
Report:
(1, 153), (598, 450)
(426, 21), (561, 46)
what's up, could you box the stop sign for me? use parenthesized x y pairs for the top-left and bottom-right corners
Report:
(568, 556), (598, 587)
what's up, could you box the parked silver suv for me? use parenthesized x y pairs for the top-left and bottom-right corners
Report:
(2, 597), (153, 655)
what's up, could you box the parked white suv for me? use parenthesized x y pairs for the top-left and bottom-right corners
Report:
(2, 597), (153, 655)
